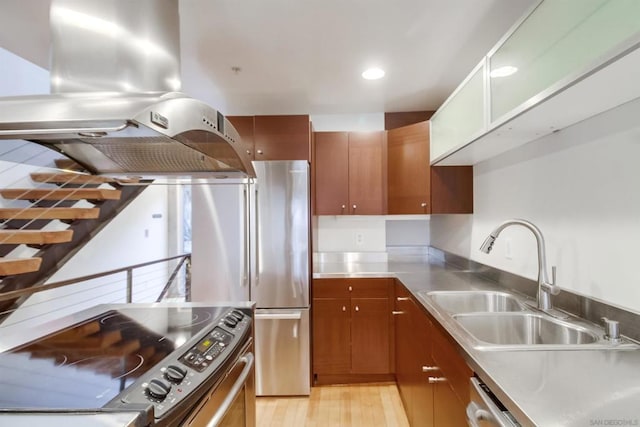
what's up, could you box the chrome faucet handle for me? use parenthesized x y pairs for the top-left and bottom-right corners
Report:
(601, 317), (621, 341)
(542, 266), (561, 296)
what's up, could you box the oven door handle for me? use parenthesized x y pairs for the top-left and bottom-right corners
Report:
(206, 352), (254, 427)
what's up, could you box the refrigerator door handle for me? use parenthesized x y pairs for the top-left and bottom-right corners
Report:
(255, 312), (302, 320)
(254, 186), (260, 286)
(243, 186), (250, 287)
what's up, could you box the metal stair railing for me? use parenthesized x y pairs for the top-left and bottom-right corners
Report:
(0, 253), (192, 327)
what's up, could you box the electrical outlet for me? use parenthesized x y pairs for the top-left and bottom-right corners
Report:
(505, 238), (513, 259)
(355, 232), (364, 246)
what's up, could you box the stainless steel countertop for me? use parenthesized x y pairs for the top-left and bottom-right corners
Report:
(314, 259), (640, 427)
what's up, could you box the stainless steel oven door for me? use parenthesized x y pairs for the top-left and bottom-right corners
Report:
(183, 348), (256, 427)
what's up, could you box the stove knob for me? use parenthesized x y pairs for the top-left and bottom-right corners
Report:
(231, 310), (244, 320)
(165, 365), (188, 384)
(146, 379), (171, 401)
(224, 316), (238, 328)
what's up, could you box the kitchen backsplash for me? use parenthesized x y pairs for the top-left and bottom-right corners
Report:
(314, 216), (429, 252)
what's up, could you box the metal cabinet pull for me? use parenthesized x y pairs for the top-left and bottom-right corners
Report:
(341, 204), (346, 211)
(396, 297), (410, 301)
(352, 204), (357, 213)
(355, 306), (359, 312)
(257, 149), (263, 155)
(421, 202), (427, 208)
(348, 286), (352, 292)
(428, 377), (447, 383)
(422, 366), (439, 372)
(392, 311), (404, 315)
(342, 306), (346, 312)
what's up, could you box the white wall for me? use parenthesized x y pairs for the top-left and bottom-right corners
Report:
(431, 97), (640, 313)
(316, 216), (430, 252)
(0, 47), (49, 95)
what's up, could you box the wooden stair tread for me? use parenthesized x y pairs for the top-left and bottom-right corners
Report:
(0, 188), (122, 201)
(30, 172), (140, 185)
(0, 257), (42, 275)
(54, 159), (84, 171)
(0, 207), (100, 220)
(0, 229), (73, 245)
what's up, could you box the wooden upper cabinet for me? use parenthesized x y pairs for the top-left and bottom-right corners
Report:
(387, 121), (430, 214)
(253, 115), (310, 161)
(387, 120), (474, 215)
(431, 166), (474, 214)
(314, 132), (349, 215)
(348, 132), (385, 215)
(313, 131), (385, 215)
(227, 116), (255, 166)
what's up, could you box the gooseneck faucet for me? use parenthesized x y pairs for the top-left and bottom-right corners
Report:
(479, 219), (561, 313)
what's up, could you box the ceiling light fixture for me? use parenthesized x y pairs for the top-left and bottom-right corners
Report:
(362, 67), (385, 80)
(490, 65), (518, 78)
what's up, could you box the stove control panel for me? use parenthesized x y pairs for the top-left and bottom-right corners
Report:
(116, 308), (251, 421)
(179, 327), (233, 372)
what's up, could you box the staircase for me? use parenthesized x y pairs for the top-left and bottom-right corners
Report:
(0, 158), (149, 319)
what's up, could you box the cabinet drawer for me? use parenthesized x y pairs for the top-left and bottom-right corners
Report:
(313, 278), (391, 299)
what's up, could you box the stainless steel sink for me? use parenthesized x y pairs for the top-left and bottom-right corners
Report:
(424, 291), (525, 314)
(449, 312), (640, 351)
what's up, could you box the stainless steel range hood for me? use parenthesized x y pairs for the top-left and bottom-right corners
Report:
(0, 0), (254, 177)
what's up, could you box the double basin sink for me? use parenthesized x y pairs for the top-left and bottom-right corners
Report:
(418, 290), (637, 351)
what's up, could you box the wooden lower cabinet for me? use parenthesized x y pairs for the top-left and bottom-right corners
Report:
(395, 281), (472, 427)
(312, 278), (393, 384)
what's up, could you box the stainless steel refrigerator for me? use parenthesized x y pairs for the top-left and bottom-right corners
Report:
(191, 160), (310, 396)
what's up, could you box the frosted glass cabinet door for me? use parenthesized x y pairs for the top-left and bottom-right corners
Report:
(430, 60), (486, 163)
(490, 0), (640, 123)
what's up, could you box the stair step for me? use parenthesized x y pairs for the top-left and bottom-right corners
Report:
(30, 173), (140, 185)
(0, 207), (100, 220)
(54, 159), (84, 171)
(0, 230), (74, 245)
(0, 188), (122, 201)
(0, 258), (42, 276)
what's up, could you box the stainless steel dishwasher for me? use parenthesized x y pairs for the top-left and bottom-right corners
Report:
(467, 377), (521, 427)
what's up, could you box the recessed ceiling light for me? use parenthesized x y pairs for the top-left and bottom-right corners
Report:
(490, 65), (518, 78)
(362, 67), (385, 80)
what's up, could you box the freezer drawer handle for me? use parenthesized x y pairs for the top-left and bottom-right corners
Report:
(255, 312), (302, 320)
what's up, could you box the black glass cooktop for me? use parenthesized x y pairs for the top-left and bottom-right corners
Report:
(0, 306), (228, 409)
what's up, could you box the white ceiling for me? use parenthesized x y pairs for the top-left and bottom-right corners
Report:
(0, 0), (537, 115)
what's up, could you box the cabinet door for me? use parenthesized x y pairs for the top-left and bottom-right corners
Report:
(227, 116), (255, 166)
(387, 121), (430, 214)
(394, 284), (419, 426)
(351, 298), (390, 374)
(312, 298), (351, 374)
(414, 313), (435, 427)
(430, 166), (473, 214)
(348, 132), (385, 215)
(314, 132), (349, 215)
(433, 382), (467, 427)
(254, 115), (310, 161)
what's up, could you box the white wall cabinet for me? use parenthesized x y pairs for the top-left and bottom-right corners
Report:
(431, 0), (640, 166)
(430, 61), (486, 162)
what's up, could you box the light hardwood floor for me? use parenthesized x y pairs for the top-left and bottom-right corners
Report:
(256, 383), (410, 427)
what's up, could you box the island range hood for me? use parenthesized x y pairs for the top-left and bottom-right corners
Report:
(0, 0), (254, 177)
